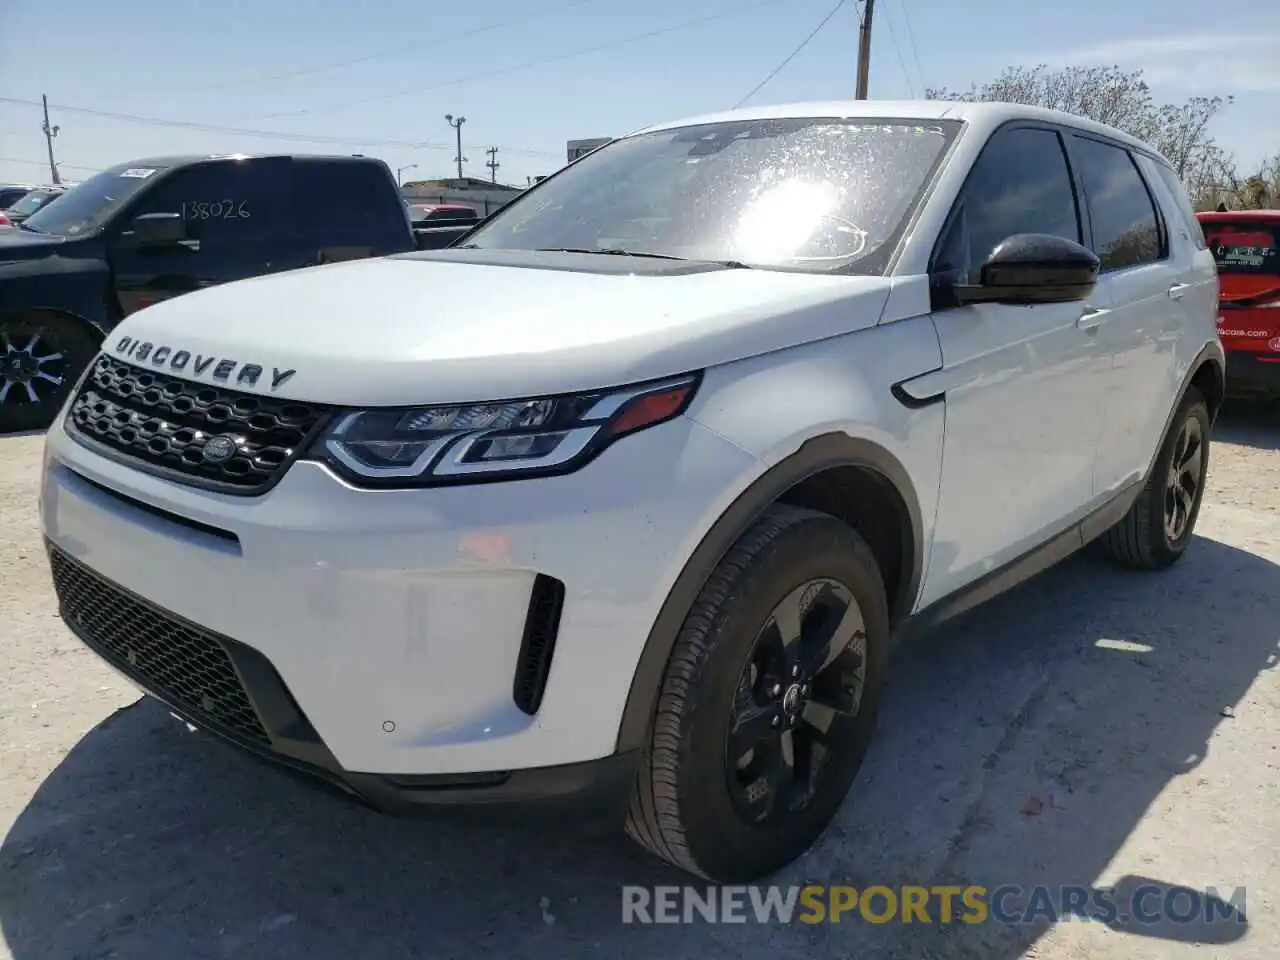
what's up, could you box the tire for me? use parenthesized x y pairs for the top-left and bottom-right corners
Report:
(1097, 386), (1211, 570)
(625, 504), (890, 882)
(0, 312), (100, 434)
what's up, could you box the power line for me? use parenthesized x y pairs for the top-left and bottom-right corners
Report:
(253, 0), (792, 120)
(0, 96), (559, 159)
(879, 0), (917, 97)
(0, 156), (100, 173)
(896, 0), (927, 93)
(169, 0), (599, 98)
(732, 0), (848, 109)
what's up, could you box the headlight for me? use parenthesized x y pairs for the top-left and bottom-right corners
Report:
(310, 372), (700, 486)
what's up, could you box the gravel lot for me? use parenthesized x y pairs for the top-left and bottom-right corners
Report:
(2, 407), (1277, 960)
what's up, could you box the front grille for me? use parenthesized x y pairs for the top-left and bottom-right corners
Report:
(48, 546), (271, 746)
(65, 354), (333, 495)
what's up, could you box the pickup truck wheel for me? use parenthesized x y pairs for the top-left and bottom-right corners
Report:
(625, 505), (889, 883)
(0, 314), (99, 434)
(1098, 387), (1211, 570)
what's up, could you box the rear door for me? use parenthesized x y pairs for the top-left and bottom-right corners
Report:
(1065, 134), (1184, 497)
(107, 158), (291, 315)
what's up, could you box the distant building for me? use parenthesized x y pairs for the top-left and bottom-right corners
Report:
(400, 176), (523, 216)
(567, 138), (611, 163)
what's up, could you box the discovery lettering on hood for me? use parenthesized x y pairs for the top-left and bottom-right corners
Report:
(113, 335), (296, 390)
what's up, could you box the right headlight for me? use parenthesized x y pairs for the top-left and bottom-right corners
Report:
(308, 372), (700, 487)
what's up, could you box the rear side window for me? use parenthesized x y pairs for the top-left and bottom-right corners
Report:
(293, 160), (401, 231)
(1070, 136), (1162, 271)
(934, 126), (1080, 283)
(1148, 161), (1207, 250)
(1201, 221), (1280, 275)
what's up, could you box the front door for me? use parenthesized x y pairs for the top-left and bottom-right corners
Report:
(107, 157), (290, 316)
(913, 123), (1113, 609)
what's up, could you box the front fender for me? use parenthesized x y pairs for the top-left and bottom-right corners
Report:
(613, 314), (948, 753)
(0, 247), (116, 336)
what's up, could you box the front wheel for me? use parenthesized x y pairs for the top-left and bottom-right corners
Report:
(625, 505), (889, 882)
(1098, 386), (1211, 569)
(0, 313), (99, 434)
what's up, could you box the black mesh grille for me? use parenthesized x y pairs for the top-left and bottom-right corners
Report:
(48, 546), (271, 746)
(65, 354), (333, 494)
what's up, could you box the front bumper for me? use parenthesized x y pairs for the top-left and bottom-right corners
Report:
(40, 411), (759, 795)
(49, 541), (638, 819)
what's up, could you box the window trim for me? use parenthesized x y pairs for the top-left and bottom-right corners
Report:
(1064, 132), (1169, 274)
(926, 119), (1086, 311)
(1147, 158), (1208, 251)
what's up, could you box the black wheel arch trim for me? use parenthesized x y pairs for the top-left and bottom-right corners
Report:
(1147, 341), (1225, 471)
(614, 431), (925, 754)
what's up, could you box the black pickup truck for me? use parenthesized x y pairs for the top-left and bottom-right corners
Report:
(0, 153), (475, 432)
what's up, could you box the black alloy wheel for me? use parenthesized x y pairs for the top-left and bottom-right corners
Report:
(1163, 413), (1204, 544)
(726, 579), (867, 825)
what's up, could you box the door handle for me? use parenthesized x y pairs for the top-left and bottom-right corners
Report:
(1168, 282), (1191, 300)
(1077, 305), (1106, 332)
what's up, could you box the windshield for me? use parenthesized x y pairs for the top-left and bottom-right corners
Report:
(8, 190), (60, 217)
(463, 117), (961, 273)
(22, 164), (169, 236)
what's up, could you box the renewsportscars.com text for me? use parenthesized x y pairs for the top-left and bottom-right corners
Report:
(621, 884), (1247, 926)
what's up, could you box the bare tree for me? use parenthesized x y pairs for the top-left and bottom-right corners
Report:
(927, 65), (1234, 205)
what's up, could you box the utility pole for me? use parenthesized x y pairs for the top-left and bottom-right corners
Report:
(855, 0), (875, 100)
(41, 94), (62, 185)
(485, 146), (500, 184)
(445, 114), (467, 181)
(396, 163), (417, 187)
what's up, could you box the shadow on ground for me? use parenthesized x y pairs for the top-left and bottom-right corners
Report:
(2, 537), (1276, 959)
(1215, 398), (1279, 452)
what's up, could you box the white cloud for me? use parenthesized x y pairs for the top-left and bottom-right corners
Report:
(1036, 32), (1280, 93)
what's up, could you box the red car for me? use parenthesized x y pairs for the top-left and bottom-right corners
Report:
(1197, 209), (1280, 399)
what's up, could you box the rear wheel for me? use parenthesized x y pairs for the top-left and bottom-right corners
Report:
(0, 313), (99, 434)
(625, 505), (889, 882)
(1098, 387), (1211, 569)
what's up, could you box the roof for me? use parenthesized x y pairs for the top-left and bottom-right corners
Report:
(404, 176), (522, 191)
(103, 153), (391, 170)
(627, 99), (1164, 162)
(1197, 209), (1280, 222)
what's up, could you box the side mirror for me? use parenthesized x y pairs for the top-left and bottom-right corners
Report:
(126, 212), (188, 247)
(953, 233), (1099, 306)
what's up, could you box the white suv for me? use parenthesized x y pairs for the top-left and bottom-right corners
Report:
(40, 100), (1223, 883)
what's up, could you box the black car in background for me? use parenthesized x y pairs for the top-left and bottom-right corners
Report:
(0, 153), (475, 432)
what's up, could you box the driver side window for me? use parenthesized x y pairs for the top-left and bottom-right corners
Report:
(937, 126), (1082, 284)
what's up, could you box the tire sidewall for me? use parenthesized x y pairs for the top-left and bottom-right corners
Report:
(1147, 391), (1211, 560)
(676, 515), (890, 881)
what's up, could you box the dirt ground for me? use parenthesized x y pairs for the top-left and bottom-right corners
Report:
(1, 405), (1277, 960)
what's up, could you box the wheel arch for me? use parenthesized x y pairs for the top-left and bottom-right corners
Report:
(1, 305), (110, 342)
(614, 431), (925, 753)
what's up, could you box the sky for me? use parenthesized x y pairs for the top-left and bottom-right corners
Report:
(1, 0), (1278, 188)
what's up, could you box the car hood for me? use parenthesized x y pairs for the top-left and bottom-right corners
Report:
(106, 252), (898, 406)
(0, 228), (68, 261)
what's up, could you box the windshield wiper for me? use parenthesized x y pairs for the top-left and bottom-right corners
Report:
(534, 247), (752, 268)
